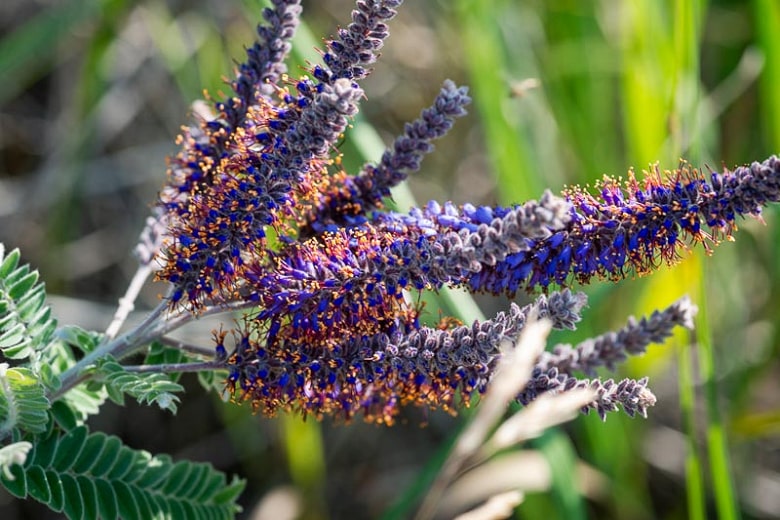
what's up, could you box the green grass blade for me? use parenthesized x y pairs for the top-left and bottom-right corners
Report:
(281, 414), (327, 517)
(754, 0), (780, 151)
(677, 310), (706, 520)
(675, 1), (739, 518)
(532, 430), (585, 520)
(379, 424), (463, 520)
(453, 0), (542, 202)
(671, 2), (709, 518)
(696, 289), (740, 520)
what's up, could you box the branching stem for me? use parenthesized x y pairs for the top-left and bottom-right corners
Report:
(123, 360), (226, 374)
(49, 290), (253, 402)
(51, 299), (171, 401)
(159, 336), (217, 358)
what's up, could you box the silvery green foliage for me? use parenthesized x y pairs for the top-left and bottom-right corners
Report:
(0, 246), (57, 363)
(0, 248), (243, 518)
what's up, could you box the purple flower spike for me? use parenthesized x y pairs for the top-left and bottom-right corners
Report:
(304, 80), (472, 234)
(470, 156), (780, 295)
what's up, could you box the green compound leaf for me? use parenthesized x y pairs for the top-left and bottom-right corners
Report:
(76, 474), (98, 520)
(212, 476), (246, 507)
(93, 358), (184, 413)
(114, 480), (139, 519)
(9, 271), (38, 301)
(0, 245), (57, 361)
(135, 454), (174, 489)
(0, 365), (50, 435)
(0, 249), (20, 278)
(30, 425), (58, 467)
(61, 383), (108, 425)
(45, 337), (186, 427)
(131, 482), (154, 518)
(41, 327), (105, 425)
(71, 432), (109, 475)
(56, 325), (103, 356)
(106, 444), (136, 482)
(0, 426), (244, 520)
(197, 367), (228, 394)
(87, 435), (122, 479)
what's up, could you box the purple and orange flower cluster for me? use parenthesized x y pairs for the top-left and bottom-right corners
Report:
(151, 0), (778, 423)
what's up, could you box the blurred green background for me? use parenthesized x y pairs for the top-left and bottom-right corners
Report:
(1, 0), (780, 518)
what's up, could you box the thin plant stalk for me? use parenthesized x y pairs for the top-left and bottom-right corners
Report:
(697, 278), (740, 520)
(678, 324), (706, 520)
(104, 263), (155, 339)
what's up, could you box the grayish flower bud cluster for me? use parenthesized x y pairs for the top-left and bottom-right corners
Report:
(537, 296), (697, 376)
(519, 370), (657, 420)
(134, 208), (168, 267)
(293, 78), (364, 157)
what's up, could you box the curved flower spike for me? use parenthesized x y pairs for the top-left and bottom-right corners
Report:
(318, 0), (404, 83)
(223, 0), (302, 124)
(518, 372), (657, 420)
(469, 156), (780, 294)
(537, 295), (697, 375)
(156, 1), (405, 310)
(304, 80), (472, 234)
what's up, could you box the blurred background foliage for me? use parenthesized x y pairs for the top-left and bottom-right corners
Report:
(1, 0), (779, 518)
